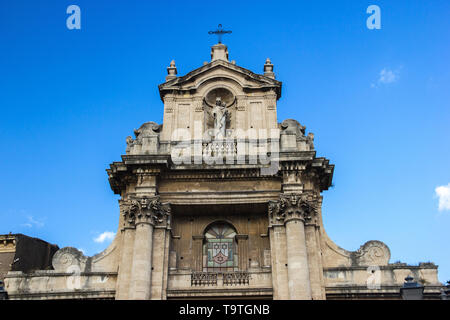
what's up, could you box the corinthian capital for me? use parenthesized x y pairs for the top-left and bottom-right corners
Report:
(120, 196), (171, 227)
(268, 193), (318, 226)
(120, 199), (138, 228)
(268, 200), (285, 226)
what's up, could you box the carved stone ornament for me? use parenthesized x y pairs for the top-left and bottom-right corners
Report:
(125, 121), (162, 154)
(120, 196), (171, 228)
(268, 193), (318, 225)
(52, 247), (87, 272)
(133, 121), (162, 139)
(280, 119), (306, 136)
(354, 240), (390, 266)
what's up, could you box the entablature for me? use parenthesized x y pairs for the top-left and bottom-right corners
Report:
(107, 150), (334, 194)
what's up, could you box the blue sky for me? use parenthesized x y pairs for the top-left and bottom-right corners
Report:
(1, 1), (449, 283)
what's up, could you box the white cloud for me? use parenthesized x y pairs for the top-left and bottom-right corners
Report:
(22, 215), (45, 228)
(371, 67), (400, 88)
(435, 183), (450, 211)
(93, 231), (115, 243)
(379, 68), (399, 84)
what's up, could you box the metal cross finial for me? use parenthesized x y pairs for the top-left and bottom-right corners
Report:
(208, 24), (232, 44)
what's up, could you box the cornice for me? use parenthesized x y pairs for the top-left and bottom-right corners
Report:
(107, 151), (334, 193)
(160, 168), (280, 181)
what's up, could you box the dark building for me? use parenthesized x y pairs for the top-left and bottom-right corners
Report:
(0, 233), (59, 281)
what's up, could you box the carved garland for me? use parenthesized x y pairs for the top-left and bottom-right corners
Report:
(120, 196), (171, 228)
(268, 193), (318, 226)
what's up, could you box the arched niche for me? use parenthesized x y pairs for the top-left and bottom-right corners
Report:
(202, 221), (238, 272)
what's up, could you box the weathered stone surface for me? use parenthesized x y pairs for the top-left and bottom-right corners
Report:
(52, 247), (86, 272)
(4, 42), (442, 300)
(354, 241), (391, 267)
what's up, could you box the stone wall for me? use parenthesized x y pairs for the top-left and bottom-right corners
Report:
(171, 204), (270, 273)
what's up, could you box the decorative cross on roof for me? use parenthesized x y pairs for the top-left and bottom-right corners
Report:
(208, 24), (232, 44)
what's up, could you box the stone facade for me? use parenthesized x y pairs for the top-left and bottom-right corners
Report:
(4, 43), (441, 300)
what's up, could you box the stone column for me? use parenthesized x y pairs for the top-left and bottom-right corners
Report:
(125, 196), (171, 300)
(129, 218), (154, 300)
(270, 193), (317, 300)
(285, 215), (311, 300)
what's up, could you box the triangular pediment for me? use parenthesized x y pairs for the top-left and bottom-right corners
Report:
(158, 59), (282, 101)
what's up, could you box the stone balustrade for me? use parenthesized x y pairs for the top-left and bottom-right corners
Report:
(202, 141), (237, 157)
(191, 271), (251, 286)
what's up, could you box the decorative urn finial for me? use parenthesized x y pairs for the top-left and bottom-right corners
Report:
(166, 60), (177, 81)
(264, 58), (275, 79)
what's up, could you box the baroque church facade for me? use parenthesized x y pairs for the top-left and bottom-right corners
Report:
(4, 42), (441, 300)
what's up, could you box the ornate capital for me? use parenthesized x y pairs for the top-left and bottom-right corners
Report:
(120, 196), (171, 228)
(268, 193), (318, 226)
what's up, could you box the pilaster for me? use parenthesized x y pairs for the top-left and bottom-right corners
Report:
(268, 219), (289, 300)
(115, 200), (136, 300)
(236, 234), (249, 271)
(192, 235), (204, 271)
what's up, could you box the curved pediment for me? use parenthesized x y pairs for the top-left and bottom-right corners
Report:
(158, 59), (282, 101)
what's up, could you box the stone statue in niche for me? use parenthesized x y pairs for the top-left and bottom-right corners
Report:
(212, 97), (228, 138)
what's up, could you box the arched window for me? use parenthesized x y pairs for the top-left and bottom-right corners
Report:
(203, 222), (238, 272)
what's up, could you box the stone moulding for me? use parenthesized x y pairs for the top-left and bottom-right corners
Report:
(5, 271), (117, 277)
(160, 168), (277, 181)
(6, 289), (116, 300)
(167, 287), (273, 299)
